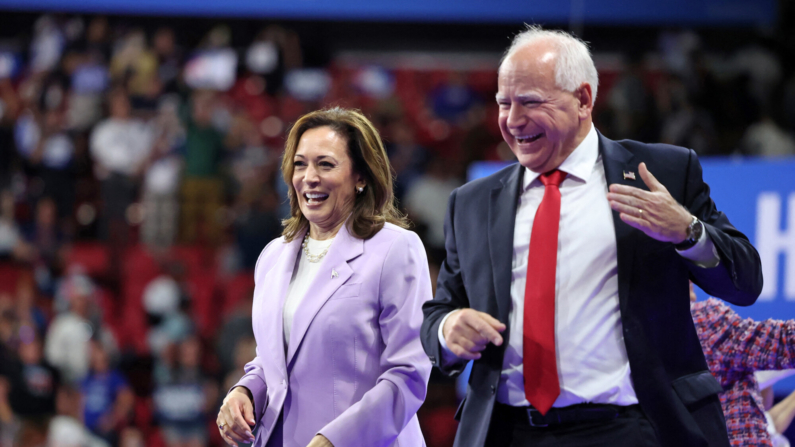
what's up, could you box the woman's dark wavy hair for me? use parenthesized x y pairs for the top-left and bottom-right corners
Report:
(281, 107), (408, 241)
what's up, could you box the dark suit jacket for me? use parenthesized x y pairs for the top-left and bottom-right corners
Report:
(420, 132), (763, 447)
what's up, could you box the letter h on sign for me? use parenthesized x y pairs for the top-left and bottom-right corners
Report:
(756, 192), (795, 301)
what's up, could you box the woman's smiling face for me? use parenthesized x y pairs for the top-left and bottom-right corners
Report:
(292, 126), (364, 238)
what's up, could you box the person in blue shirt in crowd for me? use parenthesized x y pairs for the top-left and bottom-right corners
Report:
(80, 338), (134, 444)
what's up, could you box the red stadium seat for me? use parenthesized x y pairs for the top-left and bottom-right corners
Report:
(220, 272), (255, 317)
(0, 263), (21, 295)
(64, 242), (110, 277)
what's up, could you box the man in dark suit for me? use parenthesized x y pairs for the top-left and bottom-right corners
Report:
(420, 25), (762, 447)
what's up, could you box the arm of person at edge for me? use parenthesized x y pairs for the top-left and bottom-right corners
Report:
(607, 155), (762, 306)
(693, 297), (795, 379)
(420, 188), (507, 372)
(317, 231), (432, 447)
(769, 389), (795, 437)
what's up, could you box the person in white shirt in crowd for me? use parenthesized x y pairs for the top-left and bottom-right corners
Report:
(89, 88), (153, 241)
(141, 95), (185, 249)
(44, 272), (117, 384)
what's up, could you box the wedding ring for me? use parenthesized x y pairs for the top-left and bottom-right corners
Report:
(638, 208), (643, 217)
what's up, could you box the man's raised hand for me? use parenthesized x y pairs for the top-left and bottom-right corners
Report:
(442, 309), (506, 360)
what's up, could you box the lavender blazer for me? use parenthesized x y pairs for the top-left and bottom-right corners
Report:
(234, 223), (432, 447)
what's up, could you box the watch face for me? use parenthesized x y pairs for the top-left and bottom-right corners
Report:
(692, 220), (704, 242)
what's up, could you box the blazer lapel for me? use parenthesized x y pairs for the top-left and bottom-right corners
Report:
(258, 234), (304, 376)
(599, 132), (646, 313)
(285, 224), (363, 368)
(489, 164), (523, 324)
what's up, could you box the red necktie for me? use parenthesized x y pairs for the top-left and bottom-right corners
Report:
(523, 169), (567, 415)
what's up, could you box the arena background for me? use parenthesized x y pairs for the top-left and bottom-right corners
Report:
(0, 0), (792, 446)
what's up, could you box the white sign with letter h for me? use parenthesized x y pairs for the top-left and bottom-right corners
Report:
(756, 192), (795, 301)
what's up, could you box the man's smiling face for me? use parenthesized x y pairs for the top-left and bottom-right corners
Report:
(497, 41), (592, 173)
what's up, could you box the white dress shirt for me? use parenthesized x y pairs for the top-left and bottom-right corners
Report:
(283, 236), (334, 352)
(440, 124), (719, 408)
(90, 118), (153, 177)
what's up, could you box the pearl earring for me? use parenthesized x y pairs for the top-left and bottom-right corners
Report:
(357, 186), (364, 194)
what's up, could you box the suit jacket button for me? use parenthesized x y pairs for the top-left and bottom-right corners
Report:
(490, 385), (496, 394)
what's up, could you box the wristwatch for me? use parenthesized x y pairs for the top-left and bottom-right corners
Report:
(674, 215), (703, 251)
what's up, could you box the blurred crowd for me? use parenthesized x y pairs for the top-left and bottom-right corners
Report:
(0, 12), (793, 447)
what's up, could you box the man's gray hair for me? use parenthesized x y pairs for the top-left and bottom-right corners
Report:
(501, 25), (599, 106)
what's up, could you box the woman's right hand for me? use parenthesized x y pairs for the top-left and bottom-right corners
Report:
(217, 386), (257, 446)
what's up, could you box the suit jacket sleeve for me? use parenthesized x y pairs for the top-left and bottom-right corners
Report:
(230, 238), (280, 427)
(695, 299), (795, 382)
(232, 353), (269, 426)
(319, 230), (432, 447)
(421, 188), (470, 375)
(683, 149), (763, 306)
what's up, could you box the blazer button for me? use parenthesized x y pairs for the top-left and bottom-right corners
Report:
(490, 385), (496, 394)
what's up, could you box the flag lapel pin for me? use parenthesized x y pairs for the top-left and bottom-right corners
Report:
(623, 171), (636, 180)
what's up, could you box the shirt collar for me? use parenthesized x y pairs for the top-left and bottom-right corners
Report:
(522, 123), (598, 190)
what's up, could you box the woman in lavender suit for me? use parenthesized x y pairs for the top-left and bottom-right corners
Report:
(216, 108), (432, 447)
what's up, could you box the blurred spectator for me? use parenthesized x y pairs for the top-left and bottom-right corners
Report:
(658, 75), (718, 155)
(740, 114), (795, 157)
(605, 56), (655, 141)
(64, 54), (109, 133)
(30, 15), (66, 74)
(385, 119), (428, 203)
(215, 291), (253, 376)
(45, 273), (117, 383)
(109, 30), (159, 101)
(404, 155), (462, 259)
(246, 25), (303, 95)
(21, 197), (67, 295)
(153, 27), (183, 95)
(79, 16), (112, 63)
(81, 340), (134, 443)
(730, 43), (782, 113)
(428, 71), (481, 125)
(49, 385), (110, 447)
(0, 374), (16, 447)
(90, 89), (153, 241)
(0, 79), (20, 192)
(118, 426), (145, 447)
(153, 336), (215, 447)
(233, 187), (281, 269)
(13, 277), (47, 337)
(141, 96), (185, 249)
(143, 264), (193, 355)
(0, 323), (62, 447)
(220, 336), (255, 393)
(14, 106), (76, 219)
(0, 190), (30, 261)
(179, 91), (226, 245)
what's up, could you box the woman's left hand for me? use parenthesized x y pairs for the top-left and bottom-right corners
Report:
(307, 434), (334, 447)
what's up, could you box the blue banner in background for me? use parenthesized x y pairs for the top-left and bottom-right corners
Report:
(468, 156), (795, 392)
(0, 0), (776, 25)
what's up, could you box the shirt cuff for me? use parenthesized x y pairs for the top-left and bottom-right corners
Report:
(438, 310), (467, 370)
(676, 226), (720, 268)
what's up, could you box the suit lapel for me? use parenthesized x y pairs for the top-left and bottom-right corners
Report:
(489, 164), (523, 324)
(286, 223), (363, 368)
(258, 234), (304, 376)
(598, 132), (646, 313)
